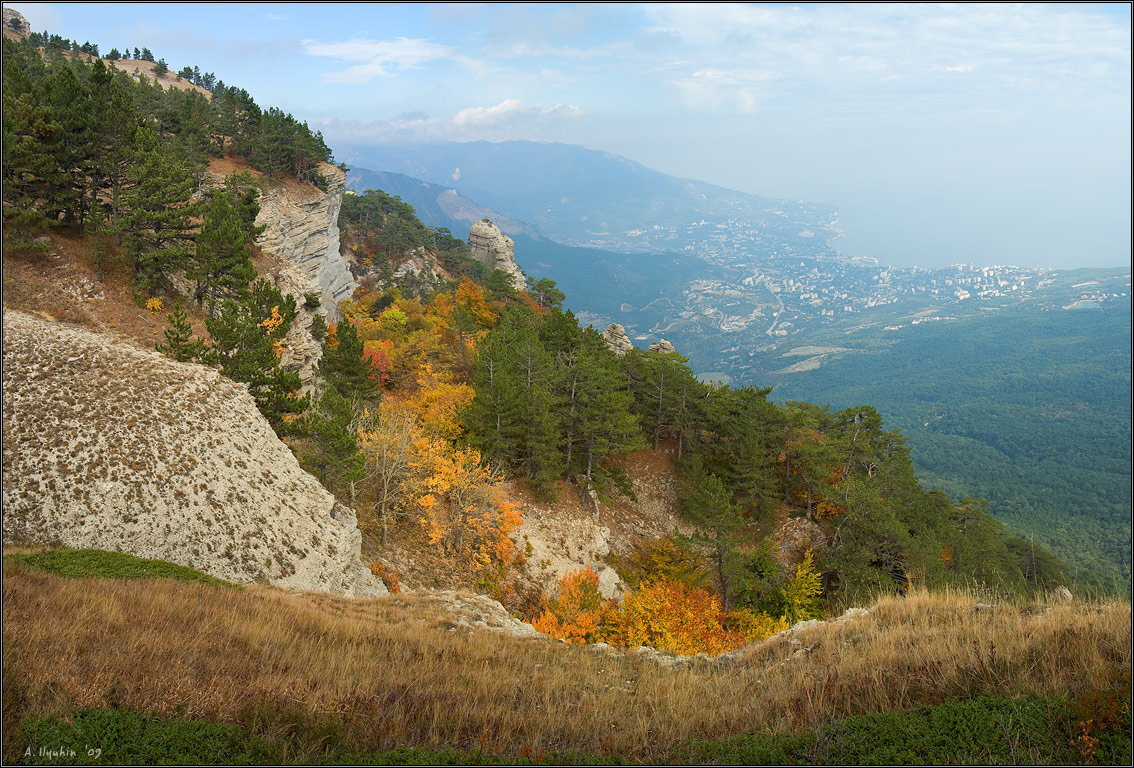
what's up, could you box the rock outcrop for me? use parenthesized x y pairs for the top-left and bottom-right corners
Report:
(259, 258), (333, 389)
(648, 339), (677, 355)
(1, 310), (385, 597)
(468, 219), (526, 292)
(773, 516), (828, 576)
(256, 163), (355, 312)
(3, 8), (30, 38)
(601, 323), (634, 356)
(418, 590), (547, 640)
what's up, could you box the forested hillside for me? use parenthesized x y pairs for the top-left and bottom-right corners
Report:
(770, 305), (1132, 592)
(3, 30), (333, 283)
(326, 180), (1072, 652)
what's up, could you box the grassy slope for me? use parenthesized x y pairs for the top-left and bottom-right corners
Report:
(3, 554), (1129, 764)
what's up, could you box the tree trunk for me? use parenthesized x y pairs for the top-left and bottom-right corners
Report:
(716, 541), (728, 610)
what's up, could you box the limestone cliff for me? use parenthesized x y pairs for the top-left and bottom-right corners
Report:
(602, 323), (634, 356)
(1, 310), (385, 597)
(468, 220), (526, 292)
(3, 8), (30, 38)
(255, 163), (355, 312)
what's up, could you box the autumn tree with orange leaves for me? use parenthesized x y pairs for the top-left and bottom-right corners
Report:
(531, 566), (610, 645)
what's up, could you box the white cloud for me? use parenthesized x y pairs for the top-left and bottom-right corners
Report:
(673, 68), (779, 114)
(640, 2), (1130, 108)
(303, 37), (462, 82)
(321, 99), (584, 144)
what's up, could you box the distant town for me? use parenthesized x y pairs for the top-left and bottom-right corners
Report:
(573, 207), (1132, 382)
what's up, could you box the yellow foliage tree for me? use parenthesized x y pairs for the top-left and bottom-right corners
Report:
(601, 579), (745, 656)
(357, 399), (422, 546)
(454, 277), (498, 329)
(407, 364), (475, 440)
(409, 436), (522, 573)
(781, 548), (825, 624)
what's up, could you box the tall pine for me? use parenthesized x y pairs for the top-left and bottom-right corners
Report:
(187, 189), (255, 309)
(116, 125), (199, 287)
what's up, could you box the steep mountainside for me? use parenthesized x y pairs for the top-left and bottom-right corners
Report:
(1, 310), (384, 597)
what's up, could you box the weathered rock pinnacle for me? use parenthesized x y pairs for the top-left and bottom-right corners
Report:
(468, 219), (526, 292)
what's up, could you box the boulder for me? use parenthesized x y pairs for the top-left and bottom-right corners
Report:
(1, 310), (384, 597)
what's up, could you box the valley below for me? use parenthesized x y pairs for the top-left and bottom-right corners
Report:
(346, 147), (1132, 592)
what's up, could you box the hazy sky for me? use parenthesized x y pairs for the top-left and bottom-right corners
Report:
(10, 2), (1131, 268)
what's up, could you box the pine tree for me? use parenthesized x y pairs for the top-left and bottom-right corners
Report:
(202, 279), (308, 432)
(680, 466), (747, 609)
(526, 276), (565, 309)
(715, 386), (784, 520)
(116, 125), (200, 286)
(1, 92), (64, 251)
(318, 319), (380, 405)
(222, 171), (265, 239)
(42, 61), (97, 229)
(467, 306), (562, 486)
(297, 385), (365, 494)
(89, 65), (140, 249)
(569, 328), (642, 483)
(187, 190), (255, 310)
(625, 346), (703, 454)
(156, 303), (203, 361)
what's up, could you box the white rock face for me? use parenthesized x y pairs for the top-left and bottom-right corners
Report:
(648, 339), (677, 355)
(256, 163), (356, 308)
(1, 310), (385, 597)
(601, 323), (634, 356)
(468, 220), (526, 292)
(516, 499), (624, 600)
(3, 8), (30, 36)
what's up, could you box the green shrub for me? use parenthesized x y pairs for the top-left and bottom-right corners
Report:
(3, 550), (240, 590)
(688, 694), (1125, 765)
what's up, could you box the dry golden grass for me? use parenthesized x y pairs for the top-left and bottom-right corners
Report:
(3, 564), (1129, 761)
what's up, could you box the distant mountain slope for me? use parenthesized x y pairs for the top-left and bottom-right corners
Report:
(341, 141), (838, 254)
(346, 168), (538, 238)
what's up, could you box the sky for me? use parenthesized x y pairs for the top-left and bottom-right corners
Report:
(9, 2), (1132, 269)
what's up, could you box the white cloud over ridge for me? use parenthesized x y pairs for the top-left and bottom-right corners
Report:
(321, 99), (584, 144)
